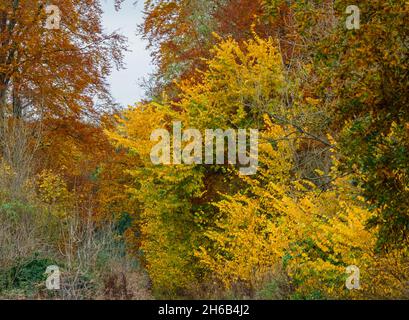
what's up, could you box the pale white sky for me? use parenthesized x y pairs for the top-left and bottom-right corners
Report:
(101, 0), (153, 107)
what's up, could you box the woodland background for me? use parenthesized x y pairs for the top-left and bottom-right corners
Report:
(0, 0), (408, 299)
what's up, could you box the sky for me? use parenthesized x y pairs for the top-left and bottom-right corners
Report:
(101, 0), (153, 107)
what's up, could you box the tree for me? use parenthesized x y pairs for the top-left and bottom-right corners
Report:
(0, 0), (126, 120)
(140, 0), (285, 98)
(0, 0), (127, 219)
(108, 34), (286, 295)
(315, 0), (409, 248)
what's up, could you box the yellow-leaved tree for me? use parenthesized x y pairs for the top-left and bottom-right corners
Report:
(107, 35), (286, 296)
(198, 128), (408, 299)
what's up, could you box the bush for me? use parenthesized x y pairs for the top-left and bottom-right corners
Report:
(0, 254), (57, 297)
